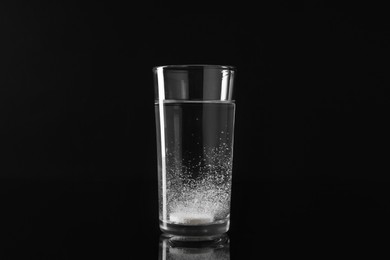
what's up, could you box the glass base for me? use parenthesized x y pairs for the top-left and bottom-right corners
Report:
(160, 219), (229, 239)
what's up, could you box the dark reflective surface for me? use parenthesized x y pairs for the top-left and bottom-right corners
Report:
(159, 234), (230, 260)
(1, 177), (388, 258)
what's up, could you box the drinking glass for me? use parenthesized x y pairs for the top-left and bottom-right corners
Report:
(153, 65), (236, 239)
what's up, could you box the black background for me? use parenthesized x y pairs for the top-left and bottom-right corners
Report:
(1, 1), (389, 257)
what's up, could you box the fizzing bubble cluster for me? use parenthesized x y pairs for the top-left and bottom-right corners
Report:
(165, 142), (233, 225)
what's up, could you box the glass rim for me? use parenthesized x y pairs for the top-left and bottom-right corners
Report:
(152, 64), (236, 71)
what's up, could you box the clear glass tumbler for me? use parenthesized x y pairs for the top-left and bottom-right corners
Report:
(153, 65), (236, 239)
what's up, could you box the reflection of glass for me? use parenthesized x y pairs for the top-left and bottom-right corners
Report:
(153, 65), (236, 239)
(159, 234), (230, 260)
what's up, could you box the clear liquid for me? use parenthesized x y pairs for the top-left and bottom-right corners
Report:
(155, 101), (235, 236)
